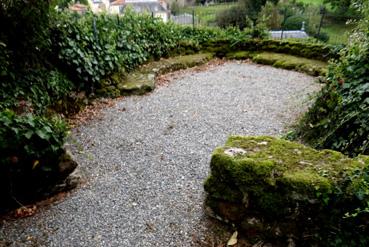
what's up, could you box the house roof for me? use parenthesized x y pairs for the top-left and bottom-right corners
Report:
(111, 0), (125, 5)
(69, 3), (88, 12)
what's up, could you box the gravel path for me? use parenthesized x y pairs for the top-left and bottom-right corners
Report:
(0, 62), (321, 246)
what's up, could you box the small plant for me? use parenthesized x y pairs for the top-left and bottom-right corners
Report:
(0, 110), (69, 206)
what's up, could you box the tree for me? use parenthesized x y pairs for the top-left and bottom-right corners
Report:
(0, 0), (51, 68)
(216, 0), (278, 28)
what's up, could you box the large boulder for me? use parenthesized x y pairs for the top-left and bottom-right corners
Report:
(205, 136), (369, 246)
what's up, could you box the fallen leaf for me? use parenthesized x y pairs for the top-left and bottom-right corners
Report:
(32, 160), (40, 169)
(227, 231), (238, 246)
(14, 205), (37, 218)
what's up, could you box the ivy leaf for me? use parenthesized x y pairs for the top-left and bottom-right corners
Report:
(35, 129), (49, 140)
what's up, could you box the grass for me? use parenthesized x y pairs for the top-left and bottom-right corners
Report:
(176, 1), (353, 44)
(322, 22), (354, 45)
(178, 3), (237, 26)
(297, 0), (324, 5)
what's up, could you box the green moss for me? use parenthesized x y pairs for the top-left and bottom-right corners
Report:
(205, 136), (369, 236)
(102, 53), (214, 96)
(96, 86), (121, 98)
(252, 52), (328, 76)
(225, 51), (255, 60)
(204, 175), (243, 203)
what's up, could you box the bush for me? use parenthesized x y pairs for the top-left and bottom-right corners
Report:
(0, 69), (74, 115)
(257, 1), (322, 37)
(216, 6), (250, 29)
(283, 15), (308, 30)
(295, 3), (369, 156)
(0, 110), (71, 207)
(295, 39), (369, 156)
(52, 11), (229, 93)
(314, 32), (330, 42)
(0, 0), (51, 69)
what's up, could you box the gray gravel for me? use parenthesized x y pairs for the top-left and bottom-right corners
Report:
(0, 62), (321, 246)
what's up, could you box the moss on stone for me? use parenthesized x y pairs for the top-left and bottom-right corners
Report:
(205, 39), (337, 62)
(95, 53), (214, 97)
(252, 52), (328, 76)
(205, 136), (369, 245)
(225, 51), (255, 60)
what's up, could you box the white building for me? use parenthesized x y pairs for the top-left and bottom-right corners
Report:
(87, 0), (111, 13)
(87, 0), (169, 22)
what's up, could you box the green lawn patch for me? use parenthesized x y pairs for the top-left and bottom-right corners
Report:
(179, 3), (237, 26)
(296, 0), (324, 5)
(323, 22), (355, 45)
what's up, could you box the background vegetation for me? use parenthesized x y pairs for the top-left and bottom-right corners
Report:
(175, 0), (356, 45)
(295, 0), (369, 157)
(1, 3), (369, 239)
(0, 0), (263, 209)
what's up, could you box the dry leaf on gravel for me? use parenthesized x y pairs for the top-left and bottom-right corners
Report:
(14, 206), (37, 218)
(227, 231), (238, 246)
(67, 97), (123, 127)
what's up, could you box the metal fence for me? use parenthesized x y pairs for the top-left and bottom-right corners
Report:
(170, 1), (237, 28)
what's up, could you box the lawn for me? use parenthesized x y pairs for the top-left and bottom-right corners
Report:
(179, 3), (237, 26)
(176, 1), (353, 44)
(322, 23), (354, 44)
(297, 0), (324, 5)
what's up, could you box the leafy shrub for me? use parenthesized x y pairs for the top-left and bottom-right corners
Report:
(216, 6), (250, 29)
(52, 11), (239, 93)
(314, 32), (330, 43)
(295, 2), (369, 156)
(0, 110), (69, 206)
(216, 0), (278, 29)
(258, 1), (322, 37)
(258, 1), (283, 30)
(52, 12), (124, 91)
(0, 69), (74, 115)
(0, 0), (51, 69)
(283, 15), (308, 30)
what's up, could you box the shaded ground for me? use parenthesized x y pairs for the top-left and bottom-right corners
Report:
(0, 62), (321, 246)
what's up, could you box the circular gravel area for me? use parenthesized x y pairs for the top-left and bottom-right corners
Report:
(0, 62), (321, 246)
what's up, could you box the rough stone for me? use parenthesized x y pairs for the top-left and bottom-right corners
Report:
(205, 136), (369, 245)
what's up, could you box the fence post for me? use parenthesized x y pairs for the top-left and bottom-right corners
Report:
(192, 9), (195, 29)
(93, 16), (97, 42)
(317, 6), (326, 36)
(280, 7), (287, 39)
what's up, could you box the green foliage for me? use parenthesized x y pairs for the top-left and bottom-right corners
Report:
(258, 1), (284, 30)
(52, 11), (228, 92)
(296, 1), (369, 157)
(283, 15), (308, 30)
(0, 69), (74, 115)
(216, 6), (251, 29)
(0, 110), (68, 205)
(0, 0), (51, 68)
(52, 12), (123, 91)
(258, 0), (322, 36)
(215, 0), (278, 29)
(314, 32), (330, 42)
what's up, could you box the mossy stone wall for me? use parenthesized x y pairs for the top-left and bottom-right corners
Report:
(204, 39), (337, 62)
(205, 136), (369, 245)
